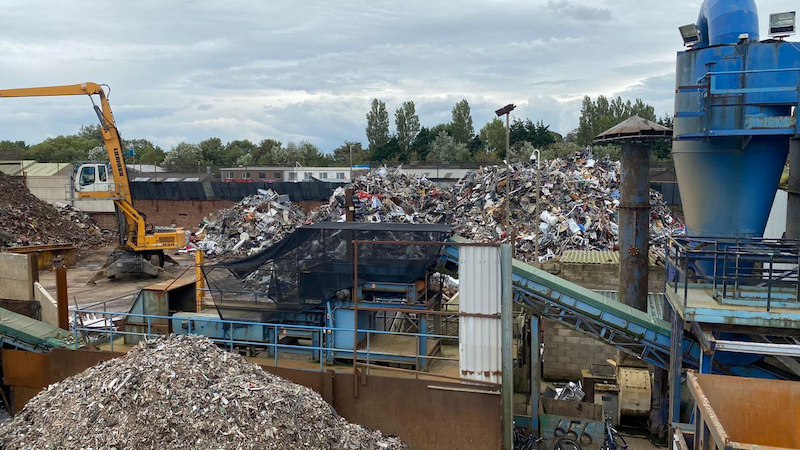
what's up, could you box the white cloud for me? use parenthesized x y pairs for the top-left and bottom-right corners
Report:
(0, 0), (796, 151)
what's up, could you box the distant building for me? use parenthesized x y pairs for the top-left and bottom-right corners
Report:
(218, 166), (366, 183)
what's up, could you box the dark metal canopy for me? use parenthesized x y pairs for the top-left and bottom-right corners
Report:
(594, 115), (673, 143)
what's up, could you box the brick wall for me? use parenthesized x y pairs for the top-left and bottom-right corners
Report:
(537, 260), (664, 380)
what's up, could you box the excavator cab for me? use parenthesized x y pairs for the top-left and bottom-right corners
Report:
(74, 162), (113, 193)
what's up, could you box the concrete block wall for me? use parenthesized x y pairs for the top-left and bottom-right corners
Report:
(0, 253), (36, 301)
(542, 320), (618, 380)
(536, 260), (664, 381)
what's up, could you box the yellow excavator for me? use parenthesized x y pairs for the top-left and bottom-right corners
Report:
(0, 82), (186, 283)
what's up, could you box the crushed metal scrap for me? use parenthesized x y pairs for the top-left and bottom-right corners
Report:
(0, 335), (407, 450)
(197, 156), (683, 265)
(0, 172), (112, 250)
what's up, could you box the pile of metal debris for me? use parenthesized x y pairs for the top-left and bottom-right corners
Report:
(199, 188), (309, 258)
(0, 335), (407, 450)
(0, 172), (109, 249)
(199, 157), (683, 264)
(450, 158), (682, 261)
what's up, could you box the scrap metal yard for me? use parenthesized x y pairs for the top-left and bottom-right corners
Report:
(0, 1), (799, 449)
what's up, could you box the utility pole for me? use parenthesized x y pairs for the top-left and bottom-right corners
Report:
(349, 144), (353, 181)
(495, 104), (516, 250)
(533, 148), (541, 263)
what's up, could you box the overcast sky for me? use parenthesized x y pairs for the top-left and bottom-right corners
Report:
(0, 0), (795, 152)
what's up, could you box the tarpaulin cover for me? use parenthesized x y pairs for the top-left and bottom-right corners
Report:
(130, 181), (343, 202)
(211, 222), (451, 308)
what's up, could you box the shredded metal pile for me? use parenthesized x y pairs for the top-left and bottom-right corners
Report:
(0, 172), (110, 249)
(0, 335), (407, 450)
(199, 156), (683, 264)
(199, 188), (309, 258)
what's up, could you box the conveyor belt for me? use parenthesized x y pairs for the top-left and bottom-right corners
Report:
(445, 238), (787, 379)
(0, 307), (74, 352)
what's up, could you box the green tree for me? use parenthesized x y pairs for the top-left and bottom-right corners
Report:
(294, 141), (326, 166)
(123, 139), (166, 165)
(509, 119), (556, 153)
(78, 124), (104, 146)
(224, 139), (256, 165)
(332, 141), (366, 166)
(479, 118), (507, 156)
(0, 140), (28, 159)
(450, 99), (474, 144)
(395, 101), (420, 157)
(26, 135), (97, 162)
(198, 137), (226, 165)
(652, 114), (674, 161)
(163, 142), (202, 171)
(371, 137), (401, 162)
(576, 95), (656, 146)
(410, 127), (434, 161)
(250, 139), (283, 165)
(366, 99), (390, 151)
(428, 131), (471, 162)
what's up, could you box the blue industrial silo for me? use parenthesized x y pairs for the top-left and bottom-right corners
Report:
(673, 0), (800, 239)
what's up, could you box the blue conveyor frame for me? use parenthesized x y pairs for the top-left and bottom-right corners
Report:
(445, 237), (787, 379)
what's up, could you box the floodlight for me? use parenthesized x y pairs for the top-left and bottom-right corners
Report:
(495, 104), (516, 117)
(769, 11), (796, 38)
(679, 24), (702, 46)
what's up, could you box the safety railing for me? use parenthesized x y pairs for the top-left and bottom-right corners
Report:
(71, 308), (496, 386)
(666, 237), (800, 310)
(676, 67), (800, 138)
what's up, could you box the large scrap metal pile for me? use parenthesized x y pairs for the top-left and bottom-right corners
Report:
(0, 172), (110, 249)
(199, 156), (683, 264)
(0, 335), (407, 450)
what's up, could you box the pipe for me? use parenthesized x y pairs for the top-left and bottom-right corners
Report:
(529, 316), (540, 435)
(787, 138), (800, 239)
(695, 0), (759, 48)
(618, 142), (650, 312)
(500, 244), (513, 450)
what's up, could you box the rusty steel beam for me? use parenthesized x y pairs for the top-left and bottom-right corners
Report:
(619, 142), (651, 312)
(53, 256), (69, 331)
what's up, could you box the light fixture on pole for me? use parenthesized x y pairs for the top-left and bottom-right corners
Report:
(495, 104), (516, 248)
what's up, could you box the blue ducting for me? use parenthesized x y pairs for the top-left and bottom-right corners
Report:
(695, 0), (759, 48)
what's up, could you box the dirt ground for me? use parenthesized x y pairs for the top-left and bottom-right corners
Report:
(37, 245), (197, 312)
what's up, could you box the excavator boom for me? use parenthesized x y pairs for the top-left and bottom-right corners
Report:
(0, 83), (185, 282)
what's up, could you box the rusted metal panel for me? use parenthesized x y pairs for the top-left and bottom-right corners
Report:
(0, 299), (40, 320)
(689, 372), (800, 449)
(332, 374), (502, 450)
(10, 386), (43, 414)
(48, 348), (123, 383)
(458, 245), (502, 384)
(2, 349), (50, 388)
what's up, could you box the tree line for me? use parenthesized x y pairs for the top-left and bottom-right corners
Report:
(0, 94), (673, 171)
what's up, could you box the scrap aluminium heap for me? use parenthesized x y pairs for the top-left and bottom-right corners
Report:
(0, 335), (407, 450)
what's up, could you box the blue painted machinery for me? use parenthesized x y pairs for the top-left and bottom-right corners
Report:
(674, 0), (800, 239)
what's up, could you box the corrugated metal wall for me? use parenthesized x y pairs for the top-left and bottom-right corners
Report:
(763, 190), (795, 272)
(458, 246), (501, 384)
(764, 189), (788, 239)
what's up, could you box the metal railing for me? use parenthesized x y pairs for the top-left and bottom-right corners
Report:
(666, 237), (800, 310)
(71, 308), (497, 386)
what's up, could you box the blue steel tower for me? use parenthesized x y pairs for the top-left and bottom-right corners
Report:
(673, 0), (800, 240)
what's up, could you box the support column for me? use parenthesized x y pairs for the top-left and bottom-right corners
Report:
(195, 250), (205, 312)
(501, 244), (513, 450)
(53, 256), (69, 331)
(529, 316), (540, 435)
(619, 142), (651, 312)
(668, 303), (684, 431)
(787, 138), (800, 239)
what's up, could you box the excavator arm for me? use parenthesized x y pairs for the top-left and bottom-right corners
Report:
(0, 83), (184, 254)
